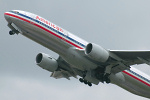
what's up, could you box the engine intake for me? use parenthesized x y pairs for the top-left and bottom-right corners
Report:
(36, 53), (58, 72)
(85, 43), (109, 62)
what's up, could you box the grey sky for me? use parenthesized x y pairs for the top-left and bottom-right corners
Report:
(1, 0), (150, 100)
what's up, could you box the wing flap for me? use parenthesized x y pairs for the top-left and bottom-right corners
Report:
(50, 56), (77, 80)
(50, 70), (77, 80)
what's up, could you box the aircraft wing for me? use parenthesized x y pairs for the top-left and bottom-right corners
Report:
(107, 50), (150, 73)
(110, 50), (150, 66)
(73, 48), (150, 74)
(51, 50), (150, 78)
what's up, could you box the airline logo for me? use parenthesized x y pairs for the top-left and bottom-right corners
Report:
(36, 16), (64, 33)
(4, 11), (85, 49)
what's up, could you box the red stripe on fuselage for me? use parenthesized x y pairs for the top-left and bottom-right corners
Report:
(5, 12), (83, 49)
(122, 71), (150, 87)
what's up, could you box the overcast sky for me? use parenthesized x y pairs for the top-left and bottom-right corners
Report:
(1, 0), (150, 100)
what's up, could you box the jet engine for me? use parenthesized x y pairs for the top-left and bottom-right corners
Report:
(85, 43), (109, 62)
(36, 53), (58, 72)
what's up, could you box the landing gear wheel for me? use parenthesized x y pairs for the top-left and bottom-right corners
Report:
(79, 78), (92, 87)
(106, 79), (111, 84)
(103, 74), (111, 84)
(79, 78), (84, 83)
(84, 80), (88, 84)
(88, 82), (92, 87)
(9, 31), (15, 35)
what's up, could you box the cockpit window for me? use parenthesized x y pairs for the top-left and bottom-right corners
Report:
(15, 11), (19, 14)
(11, 11), (19, 14)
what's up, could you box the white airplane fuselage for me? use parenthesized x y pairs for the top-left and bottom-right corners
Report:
(4, 10), (150, 99)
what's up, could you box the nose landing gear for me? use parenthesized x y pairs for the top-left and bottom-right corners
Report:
(8, 23), (20, 35)
(9, 31), (15, 35)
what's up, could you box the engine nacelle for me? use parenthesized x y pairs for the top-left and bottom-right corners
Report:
(36, 53), (58, 72)
(85, 43), (109, 62)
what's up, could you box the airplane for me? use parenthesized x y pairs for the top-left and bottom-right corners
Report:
(4, 10), (150, 99)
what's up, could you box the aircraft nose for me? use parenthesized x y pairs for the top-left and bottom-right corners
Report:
(4, 12), (9, 19)
(4, 12), (10, 19)
(4, 12), (11, 22)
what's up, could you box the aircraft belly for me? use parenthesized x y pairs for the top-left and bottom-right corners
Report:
(61, 47), (98, 71)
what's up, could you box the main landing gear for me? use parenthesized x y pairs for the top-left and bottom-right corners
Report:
(103, 65), (112, 83)
(79, 78), (92, 87)
(95, 67), (111, 84)
(103, 73), (111, 84)
(95, 73), (111, 84)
